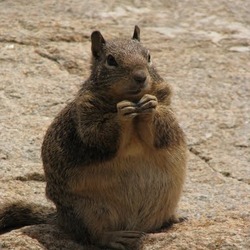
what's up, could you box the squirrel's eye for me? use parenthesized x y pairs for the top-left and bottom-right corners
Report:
(106, 55), (118, 67)
(147, 53), (151, 63)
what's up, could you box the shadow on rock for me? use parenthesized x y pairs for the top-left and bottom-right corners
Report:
(22, 224), (100, 250)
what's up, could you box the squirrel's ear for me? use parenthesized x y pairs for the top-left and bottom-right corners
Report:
(132, 25), (140, 42)
(91, 31), (106, 58)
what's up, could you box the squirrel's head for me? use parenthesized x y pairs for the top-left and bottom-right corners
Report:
(89, 26), (162, 102)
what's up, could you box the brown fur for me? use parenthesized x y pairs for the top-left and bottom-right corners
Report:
(0, 26), (187, 250)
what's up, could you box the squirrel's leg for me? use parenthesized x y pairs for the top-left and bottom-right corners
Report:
(97, 230), (145, 250)
(160, 215), (187, 229)
(87, 208), (145, 250)
(59, 199), (145, 250)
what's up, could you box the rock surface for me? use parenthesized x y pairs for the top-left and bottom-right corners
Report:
(0, 0), (249, 249)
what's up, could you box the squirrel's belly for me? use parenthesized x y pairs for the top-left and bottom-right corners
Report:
(80, 154), (175, 232)
(115, 156), (171, 231)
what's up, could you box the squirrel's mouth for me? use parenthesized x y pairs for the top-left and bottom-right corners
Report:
(127, 89), (142, 95)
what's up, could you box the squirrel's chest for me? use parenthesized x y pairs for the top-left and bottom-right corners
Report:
(119, 137), (144, 157)
(117, 125), (146, 157)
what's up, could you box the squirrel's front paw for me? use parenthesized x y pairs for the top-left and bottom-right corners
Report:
(137, 94), (158, 114)
(117, 101), (138, 120)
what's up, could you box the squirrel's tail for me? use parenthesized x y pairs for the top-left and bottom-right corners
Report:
(0, 201), (56, 232)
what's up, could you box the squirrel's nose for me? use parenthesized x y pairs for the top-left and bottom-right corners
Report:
(133, 70), (147, 85)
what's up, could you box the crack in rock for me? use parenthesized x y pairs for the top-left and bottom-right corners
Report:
(189, 147), (249, 185)
(15, 173), (45, 182)
(189, 147), (212, 163)
(0, 36), (38, 46)
(35, 48), (84, 75)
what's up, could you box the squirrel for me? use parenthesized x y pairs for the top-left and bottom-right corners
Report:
(0, 26), (187, 250)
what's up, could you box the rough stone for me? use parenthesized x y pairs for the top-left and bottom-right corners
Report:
(0, 0), (249, 249)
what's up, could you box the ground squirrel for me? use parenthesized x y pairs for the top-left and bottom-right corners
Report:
(0, 26), (187, 249)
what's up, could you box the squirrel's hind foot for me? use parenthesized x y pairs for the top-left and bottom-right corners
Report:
(97, 230), (146, 250)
